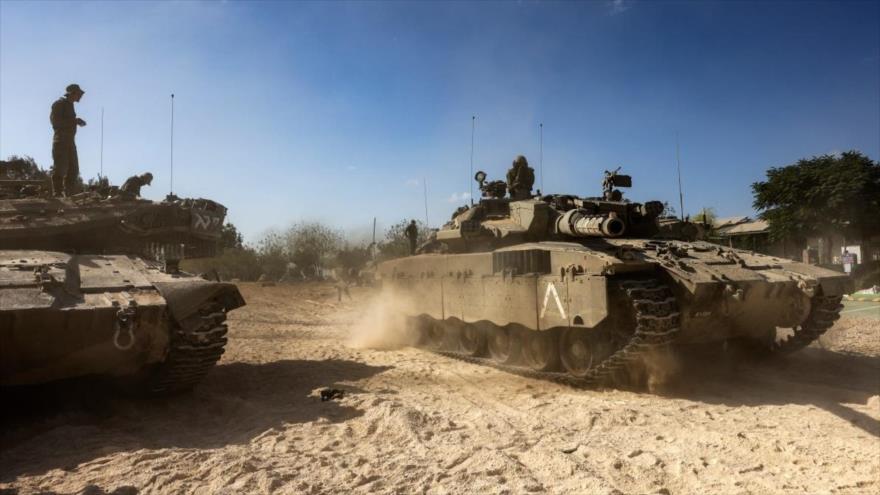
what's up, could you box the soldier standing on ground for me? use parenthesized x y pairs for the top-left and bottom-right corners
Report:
(506, 155), (535, 200)
(49, 84), (87, 197)
(405, 220), (419, 255)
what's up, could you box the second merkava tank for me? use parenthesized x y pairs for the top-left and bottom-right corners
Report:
(376, 165), (851, 385)
(0, 172), (245, 393)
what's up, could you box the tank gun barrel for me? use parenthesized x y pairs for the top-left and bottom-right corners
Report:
(555, 209), (626, 238)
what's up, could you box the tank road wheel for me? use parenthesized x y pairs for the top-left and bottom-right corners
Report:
(769, 295), (844, 354)
(458, 322), (488, 357)
(559, 327), (615, 378)
(488, 325), (521, 364)
(420, 319), (446, 349)
(522, 330), (559, 371)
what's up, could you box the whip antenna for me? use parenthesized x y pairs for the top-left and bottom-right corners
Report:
(423, 177), (429, 227)
(100, 107), (104, 178)
(469, 115), (475, 205)
(676, 132), (684, 221)
(539, 122), (544, 193)
(170, 93), (175, 195)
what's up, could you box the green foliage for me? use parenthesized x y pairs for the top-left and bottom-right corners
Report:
(752, 151), (880, 240)
(2, 155), (49, 179)
(335, 243), (372, 273)
(693, 207), (717, 225)
(220, 222), (244, 250)
(380, 219), (429, 260)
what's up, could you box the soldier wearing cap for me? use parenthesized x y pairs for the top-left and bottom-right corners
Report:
(49, 83), (87, 197)
(506, 155), (535, 200)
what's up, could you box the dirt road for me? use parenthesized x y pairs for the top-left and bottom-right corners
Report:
(2, 283), (878, 494)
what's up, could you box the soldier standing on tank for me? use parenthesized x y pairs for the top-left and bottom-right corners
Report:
(49, 84), (87, 197)
(405, 220), (419, 255)
(506, 155), (535, 200)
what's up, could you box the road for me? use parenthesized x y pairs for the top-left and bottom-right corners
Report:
(842, 300), (880, 320)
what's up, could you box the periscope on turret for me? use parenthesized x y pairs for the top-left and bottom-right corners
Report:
(376, 158), (851, 385)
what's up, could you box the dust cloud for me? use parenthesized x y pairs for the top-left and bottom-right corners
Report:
(347, 288), (421, 350)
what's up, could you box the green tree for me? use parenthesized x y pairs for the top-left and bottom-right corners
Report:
(752, 151), (880, 241)
(380, 219), (429, 260)
(285, 221), (343, 274)
(693, 207), (717, 226)
(220, 222), (244, 250)
(2, 155), (48, 179)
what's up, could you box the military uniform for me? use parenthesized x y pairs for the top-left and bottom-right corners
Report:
(405, 221), (418, 255)
(49, 93), (81, 196)
(506, 155), (535, 200)
(120, 174), (152, 196)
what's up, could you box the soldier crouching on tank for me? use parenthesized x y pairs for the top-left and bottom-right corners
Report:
(119, 172), (154, 197)
(50, 83), (87, 197)
(506, 155), (535, 200)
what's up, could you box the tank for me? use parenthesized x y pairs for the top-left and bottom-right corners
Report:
(377, 167), (852, 385)
(0, 178), (245, 393)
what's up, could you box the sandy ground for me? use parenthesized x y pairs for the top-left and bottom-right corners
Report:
(1, 282), (879, 495)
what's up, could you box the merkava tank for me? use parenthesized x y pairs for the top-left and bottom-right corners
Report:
(0, 177), (245, 393)
(377, 167), (851, 385)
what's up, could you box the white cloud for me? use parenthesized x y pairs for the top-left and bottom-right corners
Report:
(405, 178), (420, 187)
(447, 192), (471, 203)
(827, 149), (842, 157)
(608, 0), (633, 15)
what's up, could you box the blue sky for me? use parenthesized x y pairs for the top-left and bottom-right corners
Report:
(2, 0), (878, 243)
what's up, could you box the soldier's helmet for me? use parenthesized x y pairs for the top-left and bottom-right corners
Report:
(513, 155), (528, 168)
(65, 83), (85, 95)
(142, 172), (154, 184)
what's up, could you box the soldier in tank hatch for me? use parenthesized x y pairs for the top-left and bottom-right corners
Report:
(506, 155), (535, 200)
(405, 220), (419, 255)
(120, 172), (154, 197)
(49, 83), (87, 197)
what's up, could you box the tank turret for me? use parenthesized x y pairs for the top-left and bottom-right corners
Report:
(428, 168), (664, 253)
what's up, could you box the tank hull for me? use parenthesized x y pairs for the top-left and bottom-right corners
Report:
(1, 250), (245, 391)
(377, 239), (850, 384)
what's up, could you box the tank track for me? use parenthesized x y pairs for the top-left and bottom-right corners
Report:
(148, 301), (228, 393)
(428, 278), (681, 389)
(770, 294), (843, 354)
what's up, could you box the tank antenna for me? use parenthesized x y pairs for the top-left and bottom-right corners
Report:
(100, 107), (104, 178)
(469, 115), (476, 205)
(676, 131), (684, 221)
(423, 177), (429, 227)
(170, 93), (175, 195)
(539, 122), (544, 193)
